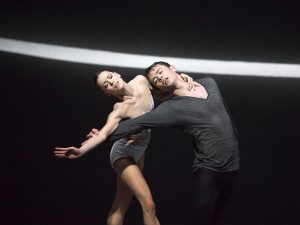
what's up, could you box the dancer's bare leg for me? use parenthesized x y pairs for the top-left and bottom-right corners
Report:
(113, 156), (160, 225)
(107, 173), (133, 225)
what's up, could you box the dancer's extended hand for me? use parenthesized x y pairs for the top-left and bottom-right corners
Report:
(54, 146), (83, 159)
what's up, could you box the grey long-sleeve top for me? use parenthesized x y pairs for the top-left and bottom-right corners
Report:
(109, 77), (239, 172)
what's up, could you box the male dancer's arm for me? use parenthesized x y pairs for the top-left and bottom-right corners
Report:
(108, 101), (179, 141)
(109, 78), (211, 141)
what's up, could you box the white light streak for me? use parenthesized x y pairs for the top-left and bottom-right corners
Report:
(1, 37), (300, 77)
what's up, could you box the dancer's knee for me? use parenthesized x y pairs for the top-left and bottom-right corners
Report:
(142, 200), (156, 215)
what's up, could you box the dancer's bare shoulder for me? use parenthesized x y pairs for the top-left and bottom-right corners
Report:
(132, 75), (150, 86)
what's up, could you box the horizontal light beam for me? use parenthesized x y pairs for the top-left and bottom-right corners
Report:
(1, 37), (300, 77)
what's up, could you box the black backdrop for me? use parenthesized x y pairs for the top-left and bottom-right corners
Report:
(1, 0), (300, 225)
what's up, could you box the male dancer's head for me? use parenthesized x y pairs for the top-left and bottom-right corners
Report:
(145, 61), (183, 93)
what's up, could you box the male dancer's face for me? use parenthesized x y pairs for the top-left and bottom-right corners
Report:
(147, 65), (177, 92)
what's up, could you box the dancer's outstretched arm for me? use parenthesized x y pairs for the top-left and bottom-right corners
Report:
(108, 101), (180, 141)
(54, 103), (126, 159)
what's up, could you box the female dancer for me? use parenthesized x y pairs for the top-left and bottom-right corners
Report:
(55, 69), (195, 225)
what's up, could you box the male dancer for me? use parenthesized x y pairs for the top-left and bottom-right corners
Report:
(105, 61), (240, 225)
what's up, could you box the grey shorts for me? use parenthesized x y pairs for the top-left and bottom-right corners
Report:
(110, 129), (151, 167)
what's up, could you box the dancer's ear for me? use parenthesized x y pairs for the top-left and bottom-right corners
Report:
(170, 65), (177, 72)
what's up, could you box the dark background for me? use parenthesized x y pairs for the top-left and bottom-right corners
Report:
(1, 0), (300, 225)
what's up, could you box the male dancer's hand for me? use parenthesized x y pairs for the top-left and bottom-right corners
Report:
(81, 128), (99, 145)
(125, 134), (142, 146)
